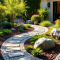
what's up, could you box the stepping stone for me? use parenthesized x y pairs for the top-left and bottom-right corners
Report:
(12, 38), (24, 40)
(5, 43), (20, 47)
(19, 57), (31, 60)
(8, 40), (20, 43)
(6, 47), (20, 52)
(14, 35), (23, 38)
(8, 52), (24, 58)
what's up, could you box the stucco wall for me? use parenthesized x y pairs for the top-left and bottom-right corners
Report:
(41, 0), (60, 22)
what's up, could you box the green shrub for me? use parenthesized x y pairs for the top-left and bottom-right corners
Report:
(2, 29), (12, 35)
(26, 45), (34, 52)
(30, 35), (57, 45)
(14, 23), (17, 26)
(0, 32), (4, 37)
(38, 8), (49, 20)
(18, 29), (24, 32)
(25, 24), (31, 28)
(39, 21), (52, 27)
(31, 48), (41, 57)
(21, 25), (28, 30)
(31, 15), (40, 21)
(5, 22), (12, 29)
(51, 51), (55, 54)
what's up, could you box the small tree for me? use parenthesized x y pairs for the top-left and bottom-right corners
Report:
(4, 0), (28, 27)
(0, 3), (6, 21)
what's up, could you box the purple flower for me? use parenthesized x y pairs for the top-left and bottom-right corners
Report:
(18, 18), (25, 24)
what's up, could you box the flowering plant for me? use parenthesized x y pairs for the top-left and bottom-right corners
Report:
(55, 19), (60, 26)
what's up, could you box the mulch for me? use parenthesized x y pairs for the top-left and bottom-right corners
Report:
(0, 26), (34, 60)
(24, 28), (60, 60)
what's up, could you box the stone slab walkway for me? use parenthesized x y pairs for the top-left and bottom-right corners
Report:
(1, 25), (48, 60)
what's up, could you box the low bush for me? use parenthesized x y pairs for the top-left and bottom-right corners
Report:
(18, 29), (24, 32)
(39, 21), (52, 27)
(20, 25), (28, 30)
(14, 23), (17, 26)
(25, 24), (31, 28)
(31, 48), (42, 57)
(0, 32), (4, 37)
(5, 22), (12, 29)
(51, 51), (55, 54)
(30, 35), (57, 45)
(2, 29), (12, 35)
(26, 45), (34, 52)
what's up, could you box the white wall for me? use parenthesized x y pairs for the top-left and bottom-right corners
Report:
(41, 0), (60, 22)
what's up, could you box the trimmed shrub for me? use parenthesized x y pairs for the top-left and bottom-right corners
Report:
(18, 29), (24, 32)
(2, 29), (12, 35)
(25, 24), (31, 28)
(5, 22), (12, 29)
(26, 45), (34, 52)
(0, 32), (4, 37)
(31, 48), (41, 57)
(39, 21), (52, 27)
(31, 15), (40, 21)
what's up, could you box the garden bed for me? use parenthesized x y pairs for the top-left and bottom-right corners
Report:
(24, 33), (60, 60)
(0, 26), (34, 60)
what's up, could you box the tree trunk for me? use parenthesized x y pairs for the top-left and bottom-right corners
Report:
(9, 14), (16, 27)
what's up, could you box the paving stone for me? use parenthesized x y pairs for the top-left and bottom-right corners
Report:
(19, 57), (31, 60)
(8, 40), (20, 43)
(6, 47), (20, 52)
(12, 38), (24, 40)
(5, 43), (20, 47)
(14, 35), (23, 37)
(8, 52), (24, 58)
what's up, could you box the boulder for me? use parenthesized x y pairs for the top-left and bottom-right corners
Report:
(26, 20), (33, 24)
(10, 28), (16, 31)
(34, 37), (55, 50)
(51, 28), (60, 39)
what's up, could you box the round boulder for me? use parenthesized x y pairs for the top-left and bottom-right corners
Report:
(34, 37), (55, 50)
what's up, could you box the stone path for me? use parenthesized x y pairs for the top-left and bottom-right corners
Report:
(1, 25), (48, 60)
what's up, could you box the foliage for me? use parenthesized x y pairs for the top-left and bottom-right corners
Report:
(2, 29), (12, 35)
(38, 8), (49, 20)
(25, 24), (31, 28)
(26, 45), (34, 52)
(51, 51), (55, 54)
(39, 21), (52, 27)
(30, 35), (57, 45)
(53, 25), (60, 28)
(55, 19), (60, 27)
(0, 4), (6, 20)
(31, 48), (41, 57)
(14, 23), (17, 26)
(4, 0), (28, 27)
(0, 20), (2, 27)
(20, 25), (28, 30)
(18, 29), (24, 32)
(0, 32), (4, 37)
(5, 22), (12, 29)
(4, 18), (8, 21)
(25, 0), (41, 18)
(31, 15), (40, 21)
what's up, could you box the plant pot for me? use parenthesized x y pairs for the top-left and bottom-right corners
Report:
(34, 21), (38, 25)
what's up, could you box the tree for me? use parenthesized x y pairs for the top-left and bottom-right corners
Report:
(24, 0), (41, 18)
(0, 4), (6, 21)
(4, 0), (28, 27)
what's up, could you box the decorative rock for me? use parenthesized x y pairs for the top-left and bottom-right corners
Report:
(26, 20), (33, 24)
(34, 37), (55, 50)
(19, 57), (31, 60)
(10, 28), (16, 31)
(51, 28), (60, 39)
(8, 52), (24, 58)
(6, 47), (20, 52)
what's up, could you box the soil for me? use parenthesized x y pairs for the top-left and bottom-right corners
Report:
(0, 26), (34, 60)
(24, 30), (60, 60)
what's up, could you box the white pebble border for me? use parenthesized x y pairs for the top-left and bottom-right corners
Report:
(1, 25), (48, 60)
